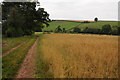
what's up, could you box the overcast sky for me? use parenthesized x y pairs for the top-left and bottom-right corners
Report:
(39, 0), (119, 21)
(0, 0), (119, 21)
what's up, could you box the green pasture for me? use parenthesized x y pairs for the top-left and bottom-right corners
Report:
(42, 21), (81, 31)
(43, 21), (118, 31)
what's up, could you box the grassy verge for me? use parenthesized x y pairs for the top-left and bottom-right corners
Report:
(35, 35), (53, 78)
(2, 35), (38, 78)
(2, 36), (32, 53)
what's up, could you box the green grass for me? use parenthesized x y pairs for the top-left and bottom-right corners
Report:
(77, 21), (118, 30)
(35, 32), (43, 35)
(35, 35), (53, 78)
(43, 21), (81, 31)
(2, 35), (37, 78)
(43, 21), (118, 32)
(2, 36), (31, 53)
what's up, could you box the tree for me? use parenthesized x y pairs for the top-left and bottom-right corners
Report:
(62, 28), (66, 33)
(5, 6), (25, 37)
(73, 27), (81, 33)
(2, 1), (50, 37)
(117, 26), (120, 35)
(83, 27), (88, 33)
(54, 25), (62, 33)
(101, 24), (112, 34)
(94, 17), (98, 22)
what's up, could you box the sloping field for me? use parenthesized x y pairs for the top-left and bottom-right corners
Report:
(43, 21), (118, 31)
(36, 34), (118, 78)
(42, 21), (80, 31)
(77, 21), (118, 30)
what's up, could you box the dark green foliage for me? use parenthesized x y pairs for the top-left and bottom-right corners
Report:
(94, 17), (98, 22)
(82, 25), (120, 35)
(83, 27), (89, 33)
(2, 1), (50, 37)
(110, 25), (119, 35)
(83, 27), (100, 34)
(62, 28), (66, 33)
(54, 25), (62, 33)
(101, 24), (112, 34)
(73, 27), (81, 33)
(117, 26), (120, 35)
(111, 29), (118, 35)
(4, 6), (24, 37)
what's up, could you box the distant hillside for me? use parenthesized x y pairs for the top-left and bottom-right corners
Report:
(43, 20), (118, 32)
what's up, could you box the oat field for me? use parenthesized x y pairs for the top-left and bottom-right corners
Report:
(36, 34), (118, 78)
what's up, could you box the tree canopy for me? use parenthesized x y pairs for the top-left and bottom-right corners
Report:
(94, 17), (98, 22)
(2, 1), (50, 37)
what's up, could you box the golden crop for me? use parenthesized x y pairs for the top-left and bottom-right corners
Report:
(40, 34), (118, 78)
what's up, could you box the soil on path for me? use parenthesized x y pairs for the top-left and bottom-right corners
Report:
(16, 38), (38, 78)
(1, 42), (26, 57)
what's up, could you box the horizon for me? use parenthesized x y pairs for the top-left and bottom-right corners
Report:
(50, 19), (119, 21)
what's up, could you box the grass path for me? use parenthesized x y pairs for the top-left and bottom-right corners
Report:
(1, 40), (28, 57)
(16, 38), (38, 78)
(2, 36), (37, 78)
(2, 36), (31, 54)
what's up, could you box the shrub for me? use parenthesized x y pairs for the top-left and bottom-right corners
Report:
(73, 27), (81, 33)
(83, 27), (100, 34)
(54, 25), (62, 33)
(101, 24), (112, 34)
(62, 28), (66, 33)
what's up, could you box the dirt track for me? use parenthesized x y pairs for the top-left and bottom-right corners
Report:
(1, 42), (26, 57)
(16, 38), (38, 78)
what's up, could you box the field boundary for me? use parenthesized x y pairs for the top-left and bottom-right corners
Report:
(66, 24), (82, 32)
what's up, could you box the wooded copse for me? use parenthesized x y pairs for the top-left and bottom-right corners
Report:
(2, 1), (50, 37)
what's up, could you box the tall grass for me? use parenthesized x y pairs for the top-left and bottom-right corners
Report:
(39, 34), (118, 78)
(35, 35), (54, 78)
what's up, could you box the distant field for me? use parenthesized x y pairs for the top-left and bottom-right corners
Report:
(42, 21), (80, 31)
(77, 21), (118, 30)
(36, 34), (118, 78)
(43, 21), (118, 31)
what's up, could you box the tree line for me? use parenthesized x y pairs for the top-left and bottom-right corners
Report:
(2, 1), (50, 37)
(53, 24), (120, 35)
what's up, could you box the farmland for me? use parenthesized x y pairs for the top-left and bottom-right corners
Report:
(36, 34), (118, 78)
(2, 1), (119, 79)
(43, 21), (118, 32)
(42, 21), (80, 31)
(2, 33), (118, 78)
(2, 20), (119, 78)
